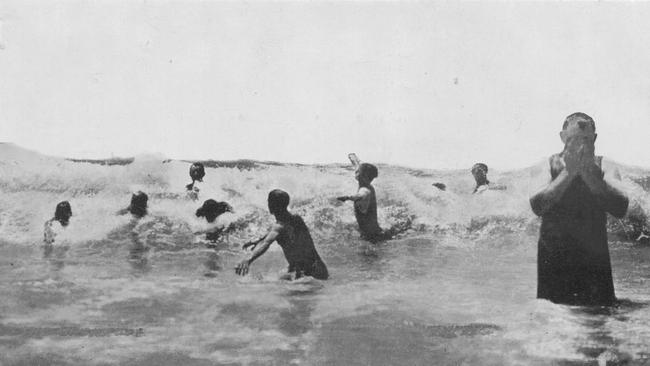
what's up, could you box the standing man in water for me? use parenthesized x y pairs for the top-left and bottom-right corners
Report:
(235, 189), (328, 280)
(337, 155), (411, 242)
(338, 162), (384, 241)
(530, 112), (628, 306)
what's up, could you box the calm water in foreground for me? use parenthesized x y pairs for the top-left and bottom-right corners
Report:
(1, 229), (649, 366)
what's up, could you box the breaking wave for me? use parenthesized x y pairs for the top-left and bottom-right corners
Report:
(1, 142), (649, 248)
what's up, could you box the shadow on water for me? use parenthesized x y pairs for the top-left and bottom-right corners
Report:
(278, 289), (319, 338)
(127, 230), (150, 275)
(561, 299), (648, 365)
(348, 239), (393, 279)
(203, 250), (222, 277)
(309, 309), (502, 366)
(42, 244), (68, 273)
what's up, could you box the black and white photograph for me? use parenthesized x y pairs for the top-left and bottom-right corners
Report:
(1, 1), (650, 365)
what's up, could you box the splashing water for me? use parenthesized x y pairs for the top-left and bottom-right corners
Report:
(1, 142), (650, 365)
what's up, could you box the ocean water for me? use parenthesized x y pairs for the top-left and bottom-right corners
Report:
(1, 143), (650, 366)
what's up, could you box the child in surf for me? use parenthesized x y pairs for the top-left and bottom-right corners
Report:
(194, 199), (234, 242)
(44, 201), (72, 245)
(337, 154), (411, 243)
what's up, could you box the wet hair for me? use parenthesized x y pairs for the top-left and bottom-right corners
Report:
(562, 112), (596, 132)
(189, 162), (205, 182)
(471, 163), (488, 174)
(196, 199), (232, 223)
(358, 163), (378, 181)
(54, 201), (72, 225)
(129, 191), (148, 218)
(268, 189), (290, 214)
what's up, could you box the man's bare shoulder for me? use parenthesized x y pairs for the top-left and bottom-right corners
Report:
(601, 157), (622, 180)
(271, 222), (285, 234)
(358, 187), (372, 196)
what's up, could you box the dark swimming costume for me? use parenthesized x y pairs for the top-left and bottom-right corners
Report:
(279, 214), (329, 280)
(289, 258), (329, 280)
(205, 228), (224, 242)
(537, 154), (616, 306)
(354, 185), (383, 239)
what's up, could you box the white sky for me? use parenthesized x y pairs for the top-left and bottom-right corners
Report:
(2, 1), (650, 170)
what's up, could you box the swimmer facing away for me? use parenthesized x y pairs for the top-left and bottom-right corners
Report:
(44, 201), (72, 245)
(337, 154), (410, 242)
(530, 112), (628, 306)
(235, 189), (328, 280)
(195, 199), (233, 242)
(117, 191), (149, 218)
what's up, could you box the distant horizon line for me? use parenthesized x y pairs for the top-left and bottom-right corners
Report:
(3, 141), (648, 173)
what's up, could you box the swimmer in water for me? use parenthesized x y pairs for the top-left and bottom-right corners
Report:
(471, 163), (506, 194)
(195, 199), (233, 242)
(337, 157), (410, 242)
(44, 201), (72, 245)
(471, 163), (490, 193)
(235, 189), (328, 280)
(117, 191), (149, 218)
(338, 162), (383, 240)
(186, 162), (205, 200)
(530, 112), (628, 306)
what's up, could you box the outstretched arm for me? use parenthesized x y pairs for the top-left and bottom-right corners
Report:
(193, 222), (226, 236)
(348, 153), (361, 168)
(337, 187), (371, 213)
(337, 192), (367, 202)
(241, 233), (268, 250)
(580, 161), (628, 218)
(235, 224), (282, 276)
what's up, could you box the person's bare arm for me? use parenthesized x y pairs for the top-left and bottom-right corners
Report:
(337, 187), (370, 202)
(193, 222), (226, 236)
(530, 156), (577, 217)
(337, 188), (371, 213)
(487, 183), (507, 191)
(241, 234), (266, 250)
(580, 160), (629, 218)
(348, 153), (361, 168)
(116, 208), (130, 216)
(235, 224), (282, 276)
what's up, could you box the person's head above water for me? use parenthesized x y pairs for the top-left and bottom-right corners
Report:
(560, 112), (597, 148)
(268, 189), (290, 216)
(196, 199), (233, 223)
(128, 191), (148, 218)
(54, 201), (72, 226)
(355, 163), (378, 185)
(189, 162), (205, 182)
(471, 163), (489, 186)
